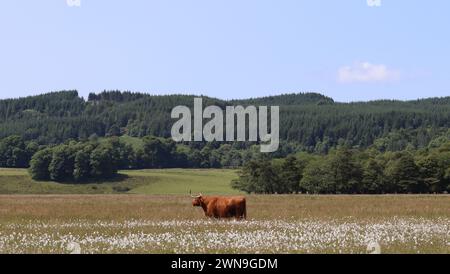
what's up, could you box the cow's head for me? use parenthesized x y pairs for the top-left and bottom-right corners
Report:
(190, 191), (203, 207)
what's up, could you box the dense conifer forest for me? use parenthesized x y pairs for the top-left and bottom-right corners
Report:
(0, 90), (449, 192)
(1, 90), (449, 149)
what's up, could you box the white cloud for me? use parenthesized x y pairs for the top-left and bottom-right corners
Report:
(337, 62), (400, 83)
(367, 0), (381, 7)
(67, 0), (81, 7)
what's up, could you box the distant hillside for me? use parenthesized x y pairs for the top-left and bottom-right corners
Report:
(0, 90), (449, 150)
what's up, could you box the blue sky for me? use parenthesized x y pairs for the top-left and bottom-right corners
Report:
(0, 0), (449, 102)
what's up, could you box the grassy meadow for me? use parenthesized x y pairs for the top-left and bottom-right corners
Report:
(0, 168), (241, 195)
(0, 168), (448, 254)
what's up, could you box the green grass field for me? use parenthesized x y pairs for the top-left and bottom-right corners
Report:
(0, 168), (240, 195)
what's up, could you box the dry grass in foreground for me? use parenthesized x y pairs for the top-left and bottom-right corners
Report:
(0, 195), (449, 254)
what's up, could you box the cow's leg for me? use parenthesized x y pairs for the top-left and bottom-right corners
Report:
(235, 213), (244, 221)
(234, 207), (245, 220)
(206, 207), (215, 218)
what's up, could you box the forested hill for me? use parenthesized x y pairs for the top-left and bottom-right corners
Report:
(1, 90), (450, 151)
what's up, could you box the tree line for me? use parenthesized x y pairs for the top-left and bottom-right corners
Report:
(0, 136), (39, 168)
(3, 135), (265, 182)
(2, 130), (450, 189)
(1, 90), (450, 152)
(30, 138), (123, 181)
(0, 134), (298, 173)
(232, 141), (450, 194)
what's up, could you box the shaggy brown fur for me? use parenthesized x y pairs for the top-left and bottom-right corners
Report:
(192, 195), (246, 220)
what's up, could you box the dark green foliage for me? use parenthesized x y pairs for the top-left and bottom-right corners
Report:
(73, 149), (92, 181)
(29, 148), (53, 181)
(327, 147), (363, 193)
(232, 159), (280, 194)
(1, 90), (450, 189)
(361, 158), (385, 194)
(384, 152), (421, 193)
(299, 159), (334, 194)
(278, 156), (304, 193)
(233, 142), (450, 194)
(89, 145), (117, 179)
(1, 91), (449, 151)
(141, 137), (177, 168)
(28, 139), (128, 182)
(0, 136), (35, 168)
(48, 144), (76, 181)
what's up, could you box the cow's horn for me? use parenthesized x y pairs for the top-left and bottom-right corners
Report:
(189, 190), (198, 198)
